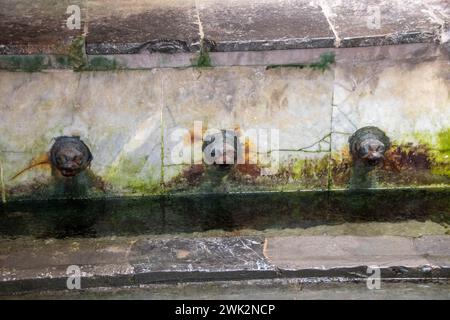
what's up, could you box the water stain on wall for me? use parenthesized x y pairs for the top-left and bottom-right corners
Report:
(331, 129), (450, 189)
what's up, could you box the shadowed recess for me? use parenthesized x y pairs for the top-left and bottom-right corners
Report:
(0, 189), (448, 239)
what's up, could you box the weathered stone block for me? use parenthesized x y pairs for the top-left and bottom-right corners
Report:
(0, 0), (87, 55)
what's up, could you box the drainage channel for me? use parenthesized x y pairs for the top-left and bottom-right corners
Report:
(0, 189), (449, 296)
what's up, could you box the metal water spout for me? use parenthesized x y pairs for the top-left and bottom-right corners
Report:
(349, 126), (390, 167)
(50, 136), (93, 177)
(348, 126), (390, 189)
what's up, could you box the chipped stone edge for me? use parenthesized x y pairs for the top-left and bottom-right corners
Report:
(1, 266), (450, 296)
(2, 234), (450, 295)
(83, 31), (438, 55)
(0, 30), (439, 56)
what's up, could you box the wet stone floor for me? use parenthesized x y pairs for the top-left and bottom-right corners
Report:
(0, 188), (449, 299)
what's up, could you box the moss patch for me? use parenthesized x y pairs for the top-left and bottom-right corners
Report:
(0, 55), (48, 72)
(267, 52), (335, 71)
(309, 52), (336, 71)
(104, 156), (162, 195)
(430, 128), (450, 177)
(67, 36), (88, 71)
(194, 44), (213, 68)
(437, 128), (450, 156)
(55, 55), (71, 67)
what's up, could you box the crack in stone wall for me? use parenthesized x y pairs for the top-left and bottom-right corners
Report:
(0, 158), (6, 203)
(318, 0), (341, 47)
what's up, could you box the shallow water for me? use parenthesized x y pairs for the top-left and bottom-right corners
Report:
(6, 279), (450, 300)
(1, 188), (449, 239)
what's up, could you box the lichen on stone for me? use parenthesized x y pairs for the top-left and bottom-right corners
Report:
(431, 128), (450, 177)
(68, 36), (88, 71)
(104, 156), (162, 195)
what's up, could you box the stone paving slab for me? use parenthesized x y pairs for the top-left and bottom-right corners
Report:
(128, 237), (272, 272)
(265, 235), (450, 269)
(1, 0), (448, 55)
(197, 0), (334, 52)
(1, 235), (450, 294)
(320, 0), (447, 48)
(86, 0), (201, 54)
(0, 0), (86, 54)
(0, 236), (273, 282)
(414, 236), (450, 267)
(265, 236), (424, 269)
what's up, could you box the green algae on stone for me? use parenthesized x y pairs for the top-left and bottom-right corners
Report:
(0, 52), (122, 72)
(165, 155), (331, 194)
(55, 55), (71, 67)
(330, 129), (450, 189)
(289, 157), (329, 182)
(0, 55), (48, 72)
(266, 63), (308, 70)
(266, 52), (335, 71)
(85, 57), (121, 71)
(309, 52), (335, 71)
(406, 128), (450, 178)
(104, 156), (162, 195)
(68, 36), (88, 71)
(56, 54), (122, 71)
(194, 44), (213, 68)
(431, 128), (450, 177)
(0, 158), (6, 203)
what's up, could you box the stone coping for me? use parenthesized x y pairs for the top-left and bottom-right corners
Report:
(0, 0), (448, 55)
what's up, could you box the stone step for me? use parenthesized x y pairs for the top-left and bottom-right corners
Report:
(1, 235), (450, 295)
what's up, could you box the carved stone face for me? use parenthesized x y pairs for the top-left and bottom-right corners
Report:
(349, 127), (390, 167)
(358, 138), (386, 165)
(50, 136), (93, 177)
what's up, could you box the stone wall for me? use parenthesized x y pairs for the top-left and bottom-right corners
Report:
(0, 45), (449, 200)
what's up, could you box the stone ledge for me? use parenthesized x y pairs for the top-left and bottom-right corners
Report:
(0, 0), (447, 55)
(0, 42), (445, 72)
(1, 235), (450, 295)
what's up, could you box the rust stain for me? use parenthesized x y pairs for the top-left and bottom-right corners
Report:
(270, 84), (289, 110)
(182, 164), (205, 186)
(169, 131), (263, 187)
(383, 144), (431, 172)
(182, 125), (209, 145)
(234, 164), (261, 177)
(10, 153), (51, 180)
(332, 143), (444, 187)
(234, 137), (261, 178)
